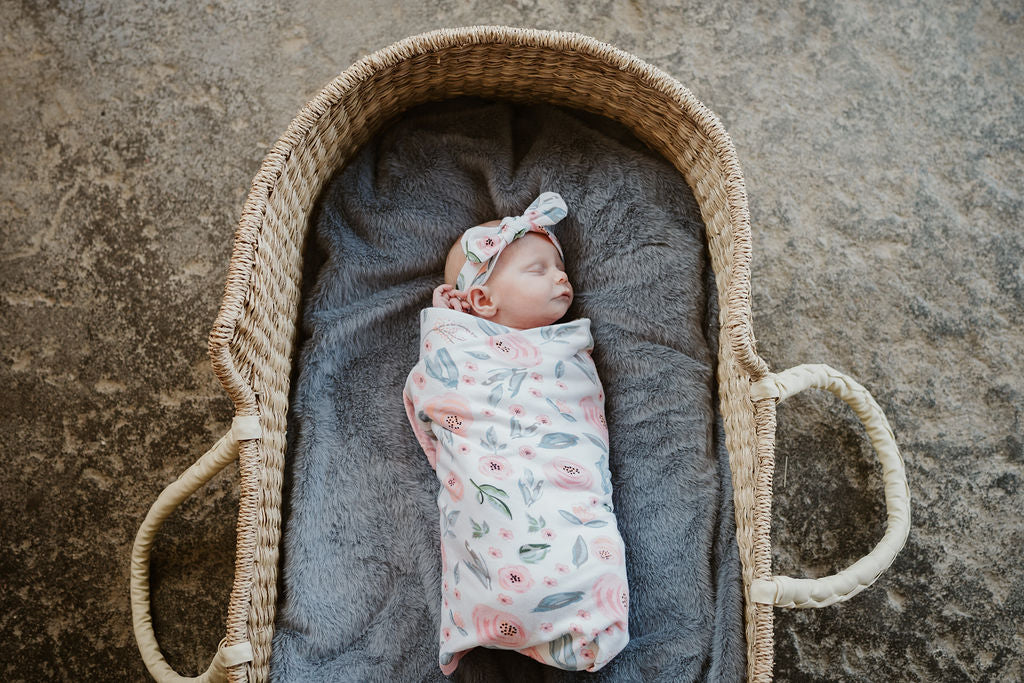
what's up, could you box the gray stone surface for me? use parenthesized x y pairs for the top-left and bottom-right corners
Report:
(1, 1), (1020, 680)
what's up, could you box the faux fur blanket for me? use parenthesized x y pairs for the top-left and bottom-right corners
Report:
(270, 98), (745, 682)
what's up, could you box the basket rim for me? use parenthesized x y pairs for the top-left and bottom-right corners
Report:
(207, 25), (767, 411)
(204, 25), (774, 682)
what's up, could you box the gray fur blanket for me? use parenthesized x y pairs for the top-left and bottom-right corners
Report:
(269, 98), (744, 682)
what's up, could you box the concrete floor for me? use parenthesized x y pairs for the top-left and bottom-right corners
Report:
(2, 1), (1021, 680)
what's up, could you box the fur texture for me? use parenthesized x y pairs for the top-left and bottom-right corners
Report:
(270, 98), (745, 682)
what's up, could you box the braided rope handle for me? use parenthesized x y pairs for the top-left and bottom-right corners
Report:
(130, 416), (260, 682)
(749, 364), (911, 609)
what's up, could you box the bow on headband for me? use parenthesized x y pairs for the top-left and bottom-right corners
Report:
(455, 192), (568, 292)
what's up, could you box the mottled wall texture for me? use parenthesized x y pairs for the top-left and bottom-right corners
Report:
(2, 1), (1020, 681)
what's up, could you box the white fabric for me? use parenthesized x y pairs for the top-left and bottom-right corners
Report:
(403, 307), (630, 673)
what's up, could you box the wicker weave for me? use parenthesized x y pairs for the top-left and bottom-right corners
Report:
(207, 26), (778, 682)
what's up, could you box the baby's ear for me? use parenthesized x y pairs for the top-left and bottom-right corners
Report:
(466, 285), (496, 316)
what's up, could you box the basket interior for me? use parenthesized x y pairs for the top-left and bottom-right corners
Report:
(212, 31), (769, 683)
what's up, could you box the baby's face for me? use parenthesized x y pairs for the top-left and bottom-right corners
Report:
(453, 232), (574, 330)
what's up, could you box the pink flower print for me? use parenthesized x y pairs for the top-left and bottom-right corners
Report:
(598, 391), (604, 400)
(518, 445), (536, 460)
(452, 612), (465, 629)
(580, 395), (609, 443)
(423, 393), (474, 436)
(540, 622), (553, 633)
(443, 596), (448, 608)
(593, 573), (629, 622)
(442, 471), (464, 501)
(529, 388), (543, 398)
(440, 542), (447, 573)
(453, 588), (461, 600)
(509, 404), (525, 417)
(554, 399), (572, 415)
(424, 340), (433, 352)
(543, 576), (558, 587)
(577, 609), (591, 619)
(498, 565), (535, 593)
(461, 375), (476, 385)
(588, 495), (600, 506)
(482, 408), (495, 417)
(570, 623), (583, 634)
(412, 372), (426, 389)
(498, 593), (513, 605)
(536, 414), (551, 425)
(541, 528), (556, 540)
(571, 504), (595, 522)
(545, 457), (594, 491)
(465, 361), (478, 372)
(488, 546), (502, 559)
(581, 648), (596, 661)
(530, 372), (542, 381)
(443, 579), (449, 591)
(499, 528), (514, 541)
(556, 381), (568, 391)
(472, 605), (528, 648)
(591, 536), (623, 565)
(555, 563), (570, 575)
(473, 236), (501, 259)
(488, 332), (542, 367)
(479, 455), (514, 480)
(443, 627), (452, 641)
(458, 443), (471, 456)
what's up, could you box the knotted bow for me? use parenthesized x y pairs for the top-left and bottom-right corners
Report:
(455, 192), (568, 291)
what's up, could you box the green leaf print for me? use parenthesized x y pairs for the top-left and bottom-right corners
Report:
(463, 541), (491, 590)
(570, 352), (598, 384)
(558, 509), (607, 527)
(471, 518), (490, 538)
(466, 351), (490, 360)
(488, 383), (504, 407)
(526, 512), (546, 533)
(470, 479), (513, 521)
(572, 535), (588, 568)
(584, 432), (608, 452)
(509, 370), (525, 398)
(545, 397), (577, 423)
(518, 543), (551, 564)
(477, 319), (509, 336)
(424, 347), (459, 389)
(538, 432), (579, 449)
(518, 468), (544, 507)
(533, 592), (585, 613)
(449, 609), (468, 637)
(555, 360), (565, 379)
(549, 633), (577, 668)
(453, 562), (461, 585)
(482, 369), (514, 385)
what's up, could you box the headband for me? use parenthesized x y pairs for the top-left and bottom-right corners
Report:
(454, 192), (568, 292)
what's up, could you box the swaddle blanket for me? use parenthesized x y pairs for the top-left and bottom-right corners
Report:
(403, 307), (629, 674)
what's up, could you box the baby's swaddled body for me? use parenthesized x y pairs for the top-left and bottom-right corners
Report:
(403, 306), (630, 674)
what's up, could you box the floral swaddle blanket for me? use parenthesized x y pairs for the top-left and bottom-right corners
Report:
(403, 306), (631, 674)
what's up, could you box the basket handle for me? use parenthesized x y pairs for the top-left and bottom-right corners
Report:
(748, 364), (910, 608)
(130, 415), (261, 681)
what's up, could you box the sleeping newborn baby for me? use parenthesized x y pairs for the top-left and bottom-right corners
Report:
(403, 192), (630, 675)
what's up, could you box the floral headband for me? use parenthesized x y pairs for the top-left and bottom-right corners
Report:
(454, 192), (568, 292)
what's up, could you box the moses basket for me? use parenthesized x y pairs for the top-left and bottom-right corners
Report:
(130, 25), (910, 683)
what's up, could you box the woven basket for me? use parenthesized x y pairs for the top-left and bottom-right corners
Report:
(130, 26), (910, 683)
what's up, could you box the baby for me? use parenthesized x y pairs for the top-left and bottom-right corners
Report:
(403, 192), (630, 675)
